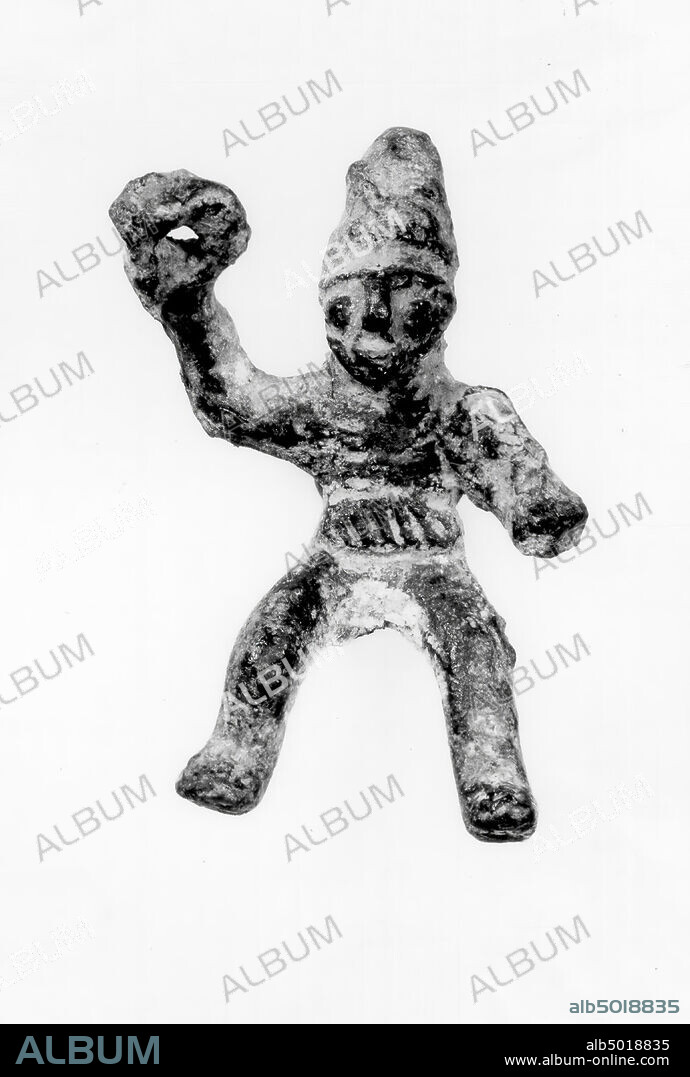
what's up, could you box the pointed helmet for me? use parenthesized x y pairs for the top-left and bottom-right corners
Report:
(319, 127), (458, 295)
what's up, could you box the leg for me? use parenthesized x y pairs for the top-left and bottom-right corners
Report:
(176, 551), (339, 814)
(402, 563), (537, 842)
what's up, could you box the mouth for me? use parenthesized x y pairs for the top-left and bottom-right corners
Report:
(352, 335), (396, 362)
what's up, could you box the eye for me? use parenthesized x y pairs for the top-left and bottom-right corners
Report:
(327, 296), (352, 331)
(391, 272), (412, 290)
(404, 300), (435, 340)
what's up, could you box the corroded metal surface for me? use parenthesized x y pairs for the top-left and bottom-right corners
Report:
(110, 127), (587, 841)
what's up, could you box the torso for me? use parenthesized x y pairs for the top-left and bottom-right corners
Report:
(311, 395), (464, 552)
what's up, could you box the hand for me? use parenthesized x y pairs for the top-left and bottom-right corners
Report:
(108, 169), (250, 313)
(510, 491), (588, 558)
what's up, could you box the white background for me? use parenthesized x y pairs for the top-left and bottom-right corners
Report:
(0, 0), (688, 1026)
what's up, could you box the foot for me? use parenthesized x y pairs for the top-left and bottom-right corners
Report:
(461, 783), (537, 842)
(175, 745), (268, 815)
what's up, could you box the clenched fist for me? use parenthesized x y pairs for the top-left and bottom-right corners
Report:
(109, 169), (250, 315)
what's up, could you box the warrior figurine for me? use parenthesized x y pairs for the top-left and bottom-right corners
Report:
(110, 127), (586, 841)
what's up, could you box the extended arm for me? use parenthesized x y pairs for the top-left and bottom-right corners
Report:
(444, 385), (587, 557)
(109, 169), (323, 463)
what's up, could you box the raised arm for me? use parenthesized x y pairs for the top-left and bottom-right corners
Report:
(109, 169), (324, 465)
(442, 385), (587, 558)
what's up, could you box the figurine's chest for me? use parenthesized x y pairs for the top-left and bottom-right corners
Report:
(316, 415), (446, 485)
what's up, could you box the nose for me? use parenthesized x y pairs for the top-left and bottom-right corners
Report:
(361, 281), (392, 337)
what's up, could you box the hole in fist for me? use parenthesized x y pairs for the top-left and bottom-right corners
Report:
(167, 225), (199, 241)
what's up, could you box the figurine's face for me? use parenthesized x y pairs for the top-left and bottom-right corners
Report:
(322, 270), (456, 388)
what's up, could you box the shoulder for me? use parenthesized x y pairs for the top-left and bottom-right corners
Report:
(460, 385), (515, 421)
(440, 384), (517, 440)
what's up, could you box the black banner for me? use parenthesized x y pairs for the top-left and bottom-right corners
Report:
(0, 1023), (686, 1067)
